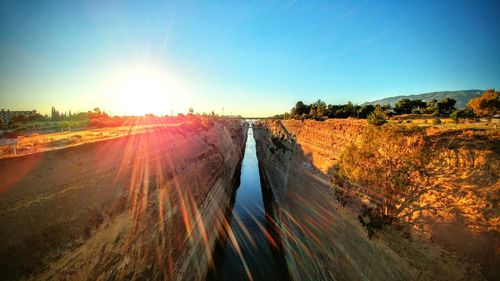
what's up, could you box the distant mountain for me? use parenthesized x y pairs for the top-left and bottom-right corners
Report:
(362, 90), (483, 109)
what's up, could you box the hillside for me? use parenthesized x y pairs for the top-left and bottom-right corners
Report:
(362, 90), (483, 109)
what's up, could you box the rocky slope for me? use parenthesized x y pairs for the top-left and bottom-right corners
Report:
(0, 119), (248, 281)
(254, 119), (499, 280)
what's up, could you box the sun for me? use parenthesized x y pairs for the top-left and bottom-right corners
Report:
(117, 66), (174, 116)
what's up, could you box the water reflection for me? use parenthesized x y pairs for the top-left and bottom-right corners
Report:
(207, 124), (290, 281)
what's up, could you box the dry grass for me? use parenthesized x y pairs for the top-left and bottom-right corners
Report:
(390, 115), (499, 130)
(0, 123), (182, 159)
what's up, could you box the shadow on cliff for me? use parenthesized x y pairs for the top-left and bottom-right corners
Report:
(205, 160), (241, 281)
(255, 120), (499, 280)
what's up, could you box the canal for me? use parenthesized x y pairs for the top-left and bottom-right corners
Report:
(207, 124), (290, 281)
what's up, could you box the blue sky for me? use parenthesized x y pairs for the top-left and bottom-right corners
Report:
(1, 0), (499, 116)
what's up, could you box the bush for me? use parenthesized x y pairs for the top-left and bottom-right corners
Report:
(367, 106), (388, 126)
(449, 111), (459, 122)
(422, 107), (436, 114)
(432, 118), (441, 125)
(450, 108), (474, 123)
(358, 205), (393, 238)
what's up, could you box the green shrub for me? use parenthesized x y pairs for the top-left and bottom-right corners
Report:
(450, 108), (474, 123)
(449, 111), (459, 123)
(367, 106), (388, 126)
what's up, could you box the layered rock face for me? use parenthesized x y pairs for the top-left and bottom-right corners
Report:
(254, 119), (499, 281)
(0, 119), (248, 281)
(273, 119), (365, 174)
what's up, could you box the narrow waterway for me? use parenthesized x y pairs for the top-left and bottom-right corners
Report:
(207, 124), (290, 281)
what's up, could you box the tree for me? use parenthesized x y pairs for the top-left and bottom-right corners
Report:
(72, 112), (88, 121)
(51, 106), (61, 121)
(358, 105), (375, 119)
(427, 99), (438, 108)
(423, 99), (438, 114)
(411, 99), (427, 110)
(326, 104), (344, 118)
(467, 89), (500, 116)
(28, 114), (45, 122)
(188, 107), (194, 114)
(394, 99), (427, 115)
(367, 106), (387, 126)
(394, 99), (414, 115)
(309, 99), (327, 119)
(381, 104), (392, 111)
(316, 99), (327, 117)
(88, 108), (108, 120)
(11, 115), (28, 123)
(437, 98), (456, 115)
(291, 101), (310, 117)
(339, 125), (430, 234)
(343, 101), (356, 117)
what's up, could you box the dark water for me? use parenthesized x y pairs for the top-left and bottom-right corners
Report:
(207, 125), (290, 281)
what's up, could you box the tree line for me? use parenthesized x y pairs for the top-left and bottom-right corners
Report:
(0, 107), (178, 133)
(275, 89), (499, 125)
(0, 105), (227, 134)
(2, 107), (108, 125)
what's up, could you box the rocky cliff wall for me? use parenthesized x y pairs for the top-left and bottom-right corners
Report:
(273, 119), (365, 174)
(0, 119), (248, 281)
(254, 119), (498, 280)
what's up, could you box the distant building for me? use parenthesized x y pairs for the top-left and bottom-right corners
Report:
(0, 109), (37, 123)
